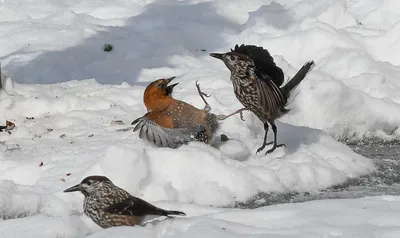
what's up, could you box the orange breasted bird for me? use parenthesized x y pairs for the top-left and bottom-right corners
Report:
(131, 77), (238, 148)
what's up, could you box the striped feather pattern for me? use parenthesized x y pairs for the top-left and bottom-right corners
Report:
(131, 116), (206, 148)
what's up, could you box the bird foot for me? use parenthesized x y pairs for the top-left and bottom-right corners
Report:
(256, 145), (267, 154)
(217, 108), (247, 121)
(265, 143), (285, 154)
(217, 112), (245, 121)
(195, 80), (212, 112)
(239, 111), (245, 121)
(196, 86), (211, 99)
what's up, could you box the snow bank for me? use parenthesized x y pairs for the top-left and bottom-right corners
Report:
(2, 195), (400, 237)
(0, 80), (374, 206)
(0, 78), (375, 234)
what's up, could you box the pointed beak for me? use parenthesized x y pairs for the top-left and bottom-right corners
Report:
(209, 53), (224, 60)
(166, 76), (179, 90)
(63, 183), (81, 193)
(166, 76), (176, 83)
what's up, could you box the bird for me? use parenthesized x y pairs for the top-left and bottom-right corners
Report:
(0, 120), (15, 134)
(63, 175), (186, 228)
(210, 44), (315, 154)
(131, 76), (238, 148)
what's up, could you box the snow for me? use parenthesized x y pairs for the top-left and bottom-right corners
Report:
(4, 195), (400, 238)
(0, 0), (399, 237)
(85, 196), (400, 238)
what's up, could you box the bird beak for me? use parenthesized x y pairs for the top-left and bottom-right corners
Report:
(209, 53), (224, 60)
(166, 76), (179, 90)
(166, 76), (176, 83)
(63, 183), (81, 193)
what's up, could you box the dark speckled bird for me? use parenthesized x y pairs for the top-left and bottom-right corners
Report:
(210, 44), (315, 154)
(131, 77), (238, 148)
(64, 175), (186, 228)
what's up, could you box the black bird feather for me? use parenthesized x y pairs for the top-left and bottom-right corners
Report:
(106, 197), (186, 217)
(231, 44), (284, 87)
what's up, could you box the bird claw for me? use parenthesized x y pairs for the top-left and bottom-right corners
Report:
(255, 145), (266, 154)
(195, 80), (212, 111)
(195, 80), (211, 97)
(265, 144), (285, 154)
(239, 111), (245, 121)
(201, 92), (211, 98)
(256, 143), (285, 155)
(217, 108), (247, 121)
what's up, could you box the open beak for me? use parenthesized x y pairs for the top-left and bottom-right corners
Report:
(166, 76), (179, 92)
(209, 53), (224, 60)
(63, 183), (81, 193)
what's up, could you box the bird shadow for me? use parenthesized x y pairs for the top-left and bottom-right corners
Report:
(275, 121), (323, 155)
(3, 0), (239, 85)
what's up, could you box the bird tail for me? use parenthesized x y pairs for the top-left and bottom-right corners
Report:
(164, 210), (186, 216)
(281, 61), (315, 97)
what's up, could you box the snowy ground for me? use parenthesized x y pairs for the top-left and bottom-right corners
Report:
(3, 195), (400, 238)
(0, 0), (399, 237)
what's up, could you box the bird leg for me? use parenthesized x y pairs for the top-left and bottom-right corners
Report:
(265, 122), (285, 154)
(256, 122), (269, 154)
(195, 81), (247, 121)
(217, 108), (247, 121)
(195, 81), (212, 112)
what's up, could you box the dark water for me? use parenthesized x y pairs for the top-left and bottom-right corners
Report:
(233, 141), (400, 209)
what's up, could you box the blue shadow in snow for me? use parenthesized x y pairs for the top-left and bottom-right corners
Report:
(4, 0), (240, 85)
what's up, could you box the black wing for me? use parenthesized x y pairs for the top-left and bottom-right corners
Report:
(131, 116), (206, 148)
(232, 44), (284, 87)
(105, 197), (186, 217)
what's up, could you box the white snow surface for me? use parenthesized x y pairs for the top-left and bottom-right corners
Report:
(0, 0), (398, 237)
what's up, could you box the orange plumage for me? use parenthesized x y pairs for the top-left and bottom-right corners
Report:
(131, 77), (219, 148)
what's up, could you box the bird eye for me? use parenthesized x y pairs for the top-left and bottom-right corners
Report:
(229, 55), (235, 61)
(157, 83), (163, 88)
(86, 181), (92, 186)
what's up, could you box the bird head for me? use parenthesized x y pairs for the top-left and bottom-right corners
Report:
(143, 76), (179, 111)
(64, 175), (113, 196)
(209, 52), (254, 77)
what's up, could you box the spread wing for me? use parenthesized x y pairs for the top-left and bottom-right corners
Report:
(131, 116), (206, 148)
(105, 197), (185, 217)
(232, 44), (284, 87)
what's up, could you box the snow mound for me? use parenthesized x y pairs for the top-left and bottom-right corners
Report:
(3, 196), (398, 238)
(0, 80), (374, 208)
